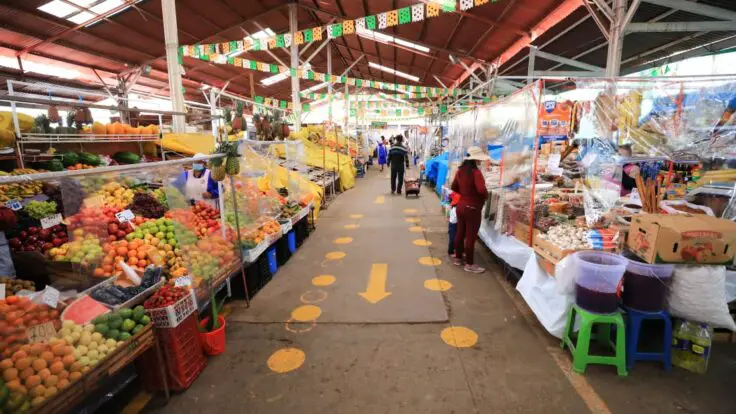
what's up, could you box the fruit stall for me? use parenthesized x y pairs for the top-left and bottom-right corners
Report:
(0, 144), (316, 413)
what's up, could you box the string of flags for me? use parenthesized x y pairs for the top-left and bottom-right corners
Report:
(180, 49), (464, 97)
(252, 96), (310, 112)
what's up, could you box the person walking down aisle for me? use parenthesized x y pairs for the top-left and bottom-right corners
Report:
(376, 137), (388, 172)
(387, 135), (410, 195)
(451, 146), (489, 273)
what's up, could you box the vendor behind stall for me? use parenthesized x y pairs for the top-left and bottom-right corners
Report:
(175, 154), (220, 208)
(618, 144), (640, 196)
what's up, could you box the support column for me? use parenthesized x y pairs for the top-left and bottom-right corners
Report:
(606, 0), (625, 77)
(209, 87), (218, 139)
(527, 46), (537, 85)
(162, 0), (186, 133)
(289, 4), (301, 132)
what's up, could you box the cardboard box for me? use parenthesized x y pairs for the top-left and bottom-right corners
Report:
(627, 214), (736, 264)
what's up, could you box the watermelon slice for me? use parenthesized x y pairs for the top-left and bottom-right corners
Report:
(61, 295), (110, 325)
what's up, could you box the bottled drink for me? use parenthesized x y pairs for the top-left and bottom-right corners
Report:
(672, 319), (712, 374)
(671, 319), (691, 369)
(688, 323), (712, 374)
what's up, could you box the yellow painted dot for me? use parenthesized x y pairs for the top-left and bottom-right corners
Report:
(325, 251), (346, 260)
(312, 275), (336, 286)
(344, 224), (360, 229)
(300, 290), (328, 304)
(409, 226), (425, 233)
(349, 214), (364, 219)
(441, 326), (478, 348)
(413, 239), (432, 246)
(404, 208), (418, 214)
(405, 217), (421, 223)
(424, 279), (453, 291)
(419, 256), (442, 266)
(333, 237), (353, 245)
(291, 305), (322, 322)
(267, 348), (306, 373)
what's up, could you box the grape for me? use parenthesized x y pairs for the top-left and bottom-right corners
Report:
(25, 200), (58, 220)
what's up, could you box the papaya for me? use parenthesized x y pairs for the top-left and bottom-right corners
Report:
(121, 123), (132, 134)
(105, 123), (115, 134)
(92, 121), (106, 135)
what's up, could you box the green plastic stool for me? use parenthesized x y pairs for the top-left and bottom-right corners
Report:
(561, 303), (628, 376)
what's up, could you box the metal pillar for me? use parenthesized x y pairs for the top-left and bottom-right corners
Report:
(606, 0), (626, 77)
(527, 46), (537, 84)
(161, 0), (186, 133)
(209, 87), (218, 138)
(289, 4), (301, 132)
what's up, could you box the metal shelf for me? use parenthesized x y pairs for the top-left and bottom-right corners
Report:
(18, 133), (161, 144)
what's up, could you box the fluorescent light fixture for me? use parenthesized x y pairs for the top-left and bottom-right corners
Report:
(368, 62), (419, 82)
(356, 27), (430, 53)
(0, 56), (81, 79)
(262, 63), (309, 86)
(301, 82), (328, 94)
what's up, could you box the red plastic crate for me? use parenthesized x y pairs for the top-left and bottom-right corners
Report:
(136, 313), (207, 393)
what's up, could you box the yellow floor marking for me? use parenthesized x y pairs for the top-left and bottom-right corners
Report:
(419, 256), (442, 266)
(300, 290), (328, 304)
(344, 224), (360, 229)
(404, 208), (418, 214)
(441, 326), (478, 348)
(120, 391), (152, 414)
(312, 275), (336, 286)
(405, 217), (421, 223)
(325, 251), (346, 260)
(333, 237), (353, 244)
(424, 279), (452, 291)
(493, 263), (611, 414)
(267, 348), (305, 373)
(349, 214), (364, 219)
(409, 226), (425, 233)
(374, 196), (385, 204)
(358, 263), (391, 304)
(284, 319), (316, 333)
(413, 239), (432, 246)
(291, 305), (322, 322)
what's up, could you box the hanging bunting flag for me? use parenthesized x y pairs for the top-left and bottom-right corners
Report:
(440, 104), (448, 113)
(304, 29), (313, 43)
(399, 7), (412, 24)
(355, 17), (366, 31)
(269, 64), (278, 73)
(276, 34), (285, 48)
(268, 38), (277, 49)
(329, 23), (343, 39)
(284, 33), (292, 47)
(288, 102), (294, 110)
(475, 0), (490, 5)
(356, 79), (363, 87)
(302, 103), (310, 112)
(386, 10), (399, 27)
(377, 12), (388, 29)
(396, 109), (401, 116)
(365, 15), (377, 30)
(280, 101), (288, 109)
(255, 96), (264, 104)
(343, 19), (355, 35)
(313, 27), (323, 41)
(460, 0), (474, 10)
(233, 57), (242, 67)
(426, 2), (440, 17)
(294, 31), (304, 45)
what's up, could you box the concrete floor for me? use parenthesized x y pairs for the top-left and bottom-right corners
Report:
(151, 169), (736, 414)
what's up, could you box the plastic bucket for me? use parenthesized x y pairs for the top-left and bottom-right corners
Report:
(198, 316), (226, 356)
(573, 251), (628, 314)
(622, 253), (674, 312)
(267, 247), (278, 275)
(287, 231), (297, 253)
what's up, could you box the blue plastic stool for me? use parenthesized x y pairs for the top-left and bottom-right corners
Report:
(266, 246), (278, 275)
(624, 307), (672, 371)
(287, 231), (297, 253)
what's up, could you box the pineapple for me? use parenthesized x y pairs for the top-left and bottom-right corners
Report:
(225, 156), (240, 176)
(210, 164), (226, 181)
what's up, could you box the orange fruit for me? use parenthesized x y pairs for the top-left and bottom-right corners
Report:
(49, 361), (64, 375)
(3, 368), (19, 381)
(40, 351), (54, 363)
(15, 357), (31, 371)
(38, 368), (51, 381)
(32, 358), (47, 372)
(25, 375), (41, 388)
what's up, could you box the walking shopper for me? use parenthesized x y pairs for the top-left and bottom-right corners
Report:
(387, 135), (410, 194)
(451, 146), (489, 273)
(377, 137), (388, 172)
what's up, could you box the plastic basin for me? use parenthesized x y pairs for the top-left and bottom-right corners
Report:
(622, 253), (674, 312)
(573, 251), (628, 314)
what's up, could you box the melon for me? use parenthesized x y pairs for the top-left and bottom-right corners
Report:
(61, 295), (110, 325)
(105, 123), (115, 134)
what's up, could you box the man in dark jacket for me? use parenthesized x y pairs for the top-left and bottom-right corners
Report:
(387, 135), (410, 194)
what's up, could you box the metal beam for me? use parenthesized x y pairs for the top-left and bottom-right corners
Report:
(289, 4), (301, 131)
(433, 75), (448, 89)
(533, 70), (605, 77)
(642, 0), (736, 22)
(535, 50), (604, 71)
(340, 55), (365, 77)
(582, 0), (612, 40)
(527, 46), (537, 84)
(626, 21), (736, 32)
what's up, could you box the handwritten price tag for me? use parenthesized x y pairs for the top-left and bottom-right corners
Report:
(27, 321), (57, 343)
(40, 213), (63, 229)
(174, 276), (192, 287)
(41, 286), (60, 308)
(116, 209), (135, 223)
(6, 199), (22, 211)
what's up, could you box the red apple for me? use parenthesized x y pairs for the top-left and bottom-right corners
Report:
(42, 242), (54, 251)
(9, 238), (21, 248)
(19, 231), (28, 239)
(28, 226), (40, 235)
(52, 238), (64, 247)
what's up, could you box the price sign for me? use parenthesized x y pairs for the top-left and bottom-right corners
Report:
(27, 321), (57, 343)
(116, 209), (135, 223)
(6, 199), (22, 211)
(14, 289), (35, 297)
(174, 275), (192, 287)
(40, 213), (63, 229)
(0, 284), (5, 300)
(629, 188), (642, 205)
(40, 286), (60, 308)
(546, 153), (561, 170)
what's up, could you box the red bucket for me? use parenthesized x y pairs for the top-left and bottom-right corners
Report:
(199, 316), (226, 356)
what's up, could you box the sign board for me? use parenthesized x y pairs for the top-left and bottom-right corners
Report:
(27, 321), (57, 343)
(40, 286), (60, 308)
(116, 209), (135, 223)
(174, 276), (192, 288)
(6, 199), (22, 211)
(41, 213), (63, 229)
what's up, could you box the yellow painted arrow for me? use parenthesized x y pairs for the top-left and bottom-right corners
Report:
(358, 263), (391, 304)
(374, 195), (385, 204)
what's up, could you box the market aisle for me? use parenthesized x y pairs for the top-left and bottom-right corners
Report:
(151, 169), (591, 414)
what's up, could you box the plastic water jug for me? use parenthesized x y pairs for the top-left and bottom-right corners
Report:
(573, 251), (628, 313)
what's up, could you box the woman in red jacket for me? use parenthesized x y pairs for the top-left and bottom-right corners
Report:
(451, 146), (490, 273)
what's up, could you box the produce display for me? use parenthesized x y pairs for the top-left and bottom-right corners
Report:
(91, 306), (150, 341)
(23, 201), (57, 221)
(90, 267), (162, 306)
(9, 225), (68, 255)
(143, 285), (189, 310)
(0, 277), (35, 297)
(0, 296), (60, 357)
(0, 170), (44, 203)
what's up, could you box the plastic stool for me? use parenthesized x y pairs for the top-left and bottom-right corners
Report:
(266, 246), (278, 275)
(561, 304), (628, 376)
(623, 307), (672, 371)
(287, 230), (297, 253)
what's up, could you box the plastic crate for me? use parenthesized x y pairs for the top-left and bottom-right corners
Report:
(145, 290), (197, 328)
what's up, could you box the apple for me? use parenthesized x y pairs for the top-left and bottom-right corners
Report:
(19, 230), (28, 239)
(52, 238), (64, 247)
(42, 242), (54, 251)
